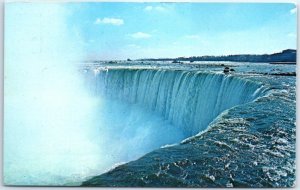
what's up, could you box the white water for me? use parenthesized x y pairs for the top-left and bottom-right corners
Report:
(4, 3), (105, 185)
(4, 4), (185, 185)
(4, 3), (265, 186)
(88, 69), (264, 136)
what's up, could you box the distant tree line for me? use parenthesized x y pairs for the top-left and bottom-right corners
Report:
(139, 49), (296, 63)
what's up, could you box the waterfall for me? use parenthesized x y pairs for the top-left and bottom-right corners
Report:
(4, 67), (265, 185)
(87, 69), (264, 136)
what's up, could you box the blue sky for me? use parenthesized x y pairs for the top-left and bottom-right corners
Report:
(63, 3), (297, 60)
(12, 3), (299, 60)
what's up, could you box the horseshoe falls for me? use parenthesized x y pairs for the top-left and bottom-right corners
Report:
(82, 65), (295, 188)
(88, 69), (264, 137)
(4, 2), (296, 188)
(4, 66), (265, 186)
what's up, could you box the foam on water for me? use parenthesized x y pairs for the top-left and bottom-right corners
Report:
(87, 69), (265, 136)
(4, 3), (266, 186)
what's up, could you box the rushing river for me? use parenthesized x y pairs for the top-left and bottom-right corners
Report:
(82, 61), (296, 188)
(4, 61), (296, 187)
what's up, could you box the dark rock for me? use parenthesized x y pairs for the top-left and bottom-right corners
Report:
(172, 60), (180, 63)
(270, 72), (296, 76)
(223, 67), (230, 73)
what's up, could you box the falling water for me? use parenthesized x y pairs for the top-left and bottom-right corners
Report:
(88, 69), (265, 136)
(4, 3), (265, 186)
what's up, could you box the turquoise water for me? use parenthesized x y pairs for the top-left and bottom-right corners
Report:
(4, 61), (295, 187)
(82, 61), (296, 187)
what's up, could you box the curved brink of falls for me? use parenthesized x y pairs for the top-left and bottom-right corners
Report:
(87, 69), (265, 138)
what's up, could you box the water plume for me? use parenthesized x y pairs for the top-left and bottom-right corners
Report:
(4, 3), (185, 185)
(4, 3), (265, 186)
(4, 3), (103, 185)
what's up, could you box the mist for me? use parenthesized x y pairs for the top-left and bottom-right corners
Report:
(4, 3), (185, 185)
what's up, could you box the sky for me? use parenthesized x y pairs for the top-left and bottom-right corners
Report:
(2, 3), (298, 184)
(9, 3), (299, 60)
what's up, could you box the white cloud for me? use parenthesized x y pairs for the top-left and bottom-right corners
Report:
(290, 7), (297, 14)
(94, 17), (124, 26)
(130, 32), (152, 39)
(145, 6), (153, 11)
(185, 35), (201, 40)
(155, 6), (166, 11)
(144, 5), (166, 12)
(127, 44), (141, 49)
(287, 33), (296, 38)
